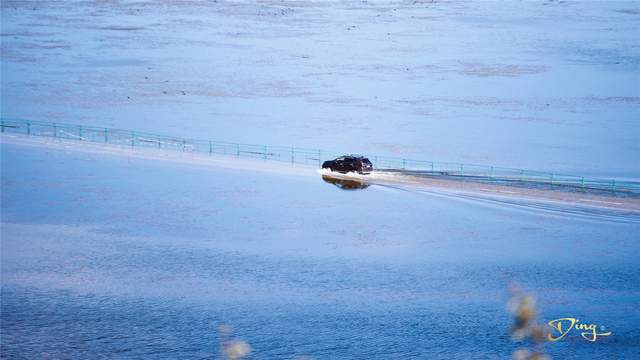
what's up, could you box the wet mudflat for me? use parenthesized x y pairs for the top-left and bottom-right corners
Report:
(2, 0), (639, 178)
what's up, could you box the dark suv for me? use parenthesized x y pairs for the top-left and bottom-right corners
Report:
(322, 156), (373, 174)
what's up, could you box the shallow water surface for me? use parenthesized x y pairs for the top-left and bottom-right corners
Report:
(2, 142), (639, 359)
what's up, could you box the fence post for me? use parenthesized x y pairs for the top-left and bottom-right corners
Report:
(26, 120), (31, 135)
(460, 164), (464, 176)
(581, 177), (585, 189)
(182, 139), (186, 152)
(550, 173), (554, 186)
(131, 131), (135, 148)
(263, 145), (267, 160)
(53, 123), (57, 138)
(104, 128), (108, 143)
(236, 144), (240, 158)
(78, 125), (83, 140)
(431, 161), (435, 174)
(1, 119), (4, 133)
(611, 179), (616, 193)
(402, 159), (406, 170)
(291, 146), (294, 164)
(209, 141), (212, 154)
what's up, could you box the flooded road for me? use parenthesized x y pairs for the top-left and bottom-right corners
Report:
(317, 167), (640, 216)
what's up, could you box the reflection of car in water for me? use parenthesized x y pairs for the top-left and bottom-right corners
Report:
(322, 175), (369, 190)
(322, 156), (373, 174)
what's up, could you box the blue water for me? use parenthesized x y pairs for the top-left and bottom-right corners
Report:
(2, 141), (640, 359)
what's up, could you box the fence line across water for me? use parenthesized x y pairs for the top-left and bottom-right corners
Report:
(1, 118), (638, 194)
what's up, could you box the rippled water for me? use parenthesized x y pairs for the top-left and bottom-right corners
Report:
(2, 142), (639, 359)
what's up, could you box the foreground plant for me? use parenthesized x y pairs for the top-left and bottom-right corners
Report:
(507, 283), (551, 360)
(217, 324), (251, 360)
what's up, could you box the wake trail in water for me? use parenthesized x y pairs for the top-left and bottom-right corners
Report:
(317, 169), (640, 223)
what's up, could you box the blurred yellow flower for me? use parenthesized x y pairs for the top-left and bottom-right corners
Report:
(224, 340), (251, 360)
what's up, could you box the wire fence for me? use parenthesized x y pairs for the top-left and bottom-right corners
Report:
(2, 118), (638, 194)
